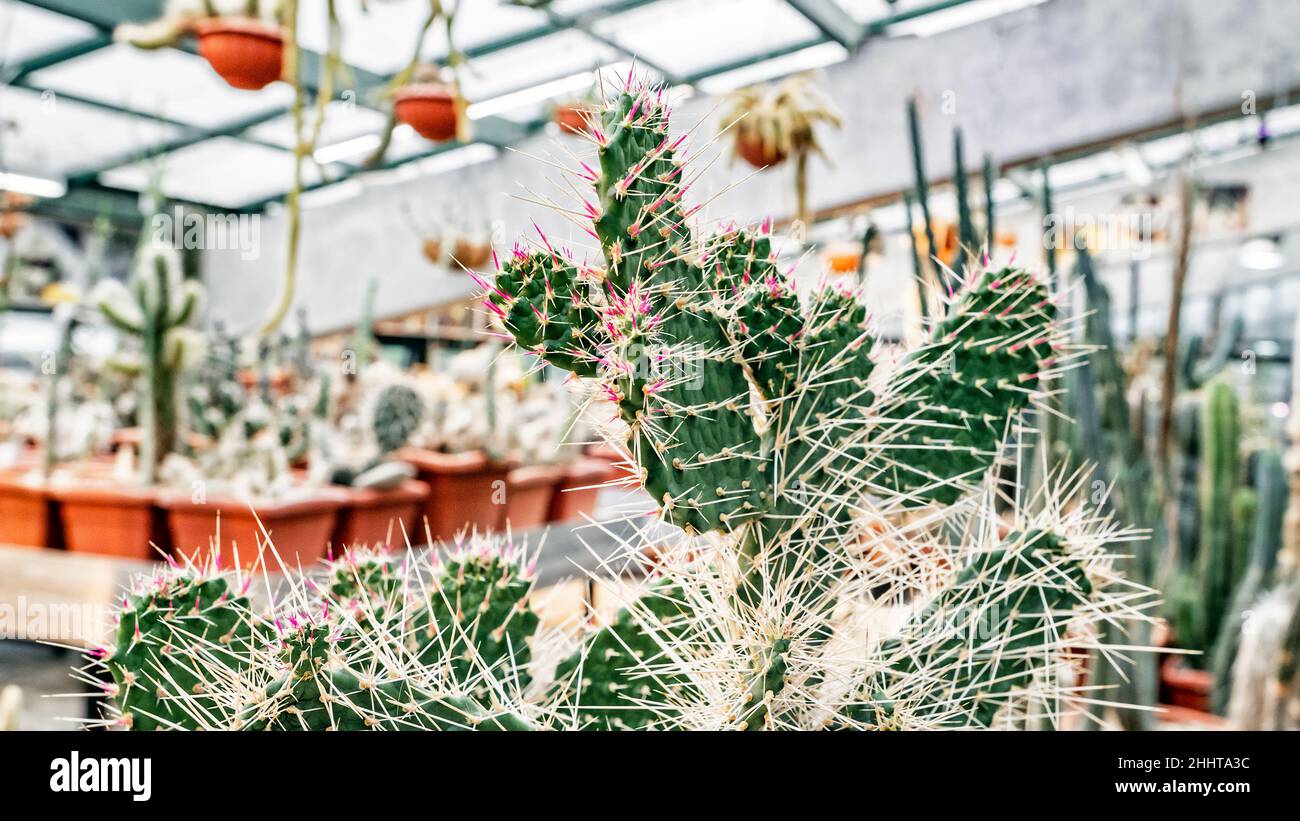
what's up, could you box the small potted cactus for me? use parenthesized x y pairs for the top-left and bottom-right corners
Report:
(157, 383), (344, 570)
(44, 243), (203, 559)
(401, 346), (517, 543)
(325, 382), (431, 549)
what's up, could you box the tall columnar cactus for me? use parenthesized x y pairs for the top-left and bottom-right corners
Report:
(94, 241), (201, 484)
(1195, 379), (1242, 655)
(1212, 451), (1287, 714)
(484, 78), (1148, 730)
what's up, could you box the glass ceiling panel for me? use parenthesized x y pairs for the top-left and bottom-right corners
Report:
(457, 30), (617, 103)
(834, 0), (934, 22)
(297, 0), (548, 75)
(28, 44), (295, 130)
(100, 138), (327, 209)
(592, 0), (820, 79)
(245, 101), (389, 150)
(0, 0), (99, 66)
(0, 86), (180, 178)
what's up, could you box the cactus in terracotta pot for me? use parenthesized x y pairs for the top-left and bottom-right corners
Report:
(93, 241), (202, 485)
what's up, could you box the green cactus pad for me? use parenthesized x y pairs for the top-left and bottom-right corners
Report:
(105, 568), (258, 731)
(877, 267), (1055, 506)
(411, 550), (539, 698)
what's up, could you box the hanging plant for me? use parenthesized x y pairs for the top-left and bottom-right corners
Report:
(394, 69), (462, 143)
(115, 1), (288, 92)
(720, 73), (843, 224)
(195, 15), (286, 91)
(386, 5), (469, 147)
(553, 101), (594, 135)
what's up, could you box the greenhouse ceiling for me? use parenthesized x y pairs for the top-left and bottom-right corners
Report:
(0, 0), (1042, 221)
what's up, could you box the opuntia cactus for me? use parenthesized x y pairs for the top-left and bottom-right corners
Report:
(91, 558), (259, 731)
(482, 76), (1148, 730)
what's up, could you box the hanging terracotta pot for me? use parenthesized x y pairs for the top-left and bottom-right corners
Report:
(736, 132), (786, 169)
(554, 103), (592, 135)
(194, 17), (285, 91)
(421, 236), (443, 265)
(394, 83), (459, 143)
(450, 237), (493, 270)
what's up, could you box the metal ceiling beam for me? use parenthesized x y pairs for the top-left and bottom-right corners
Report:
(235, 117), (548, 213)
(539, 6), (684, 87)
(452, 0), (661, 61)
(783, 0), (864, 50)
(862, 0), (978, 36)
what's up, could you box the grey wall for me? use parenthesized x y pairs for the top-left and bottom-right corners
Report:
(202, 0), (1300, 335)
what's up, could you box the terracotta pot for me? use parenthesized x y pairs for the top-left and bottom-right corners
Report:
(1159, 655), (1213, 714)
(195, 17), (285, 91)
(400, 449), (510, 545)
(555, 104), (592, 135)
(394, 83), (458, 142)
(158, 488), (347, 570)
(736, 132), (786, 168)
(450, 238), (492, 270)
(504, 463), (565, 531)
(50, 484), (166, 560)
(0, 473), (59, 548)
(421, 237), (443, 264)
(332, 479), (430, 550)
(547, 458), (615, 523)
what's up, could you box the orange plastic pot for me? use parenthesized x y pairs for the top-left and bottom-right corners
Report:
(332, 479), (430, 550)
(394, 83), (458, 142)
(547, 458), (615, 523)
(195, 18), (285, 91)
(0, 473), (58, 548)
(400, 449), (510, 545)
(158, 488), (347, 570)
(50, 484), (165, 560)
(504, 463), (565, 531)
(736, 132), (786, 168)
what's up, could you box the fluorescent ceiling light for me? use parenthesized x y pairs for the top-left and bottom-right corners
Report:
(1238, 237), (1284, 271)
(697, 42), (848, 96)
(312, 133), (384, 165)
(0, 170), (67, 199)
(887, 0), (1048, 38)
(411, 144), (500, 176)
(466, 70), (595, 120)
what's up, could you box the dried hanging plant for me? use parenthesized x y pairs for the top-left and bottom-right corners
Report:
(720, 72), (843, 225)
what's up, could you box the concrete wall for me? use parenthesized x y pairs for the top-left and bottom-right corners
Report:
(202, 0), (1300, 336)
